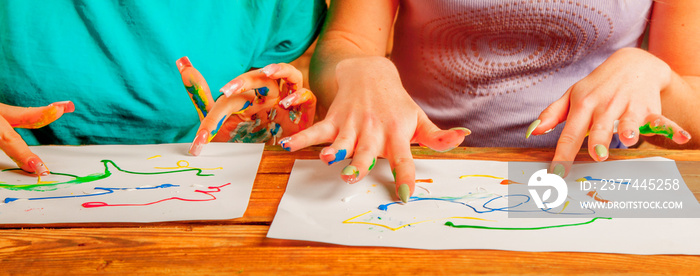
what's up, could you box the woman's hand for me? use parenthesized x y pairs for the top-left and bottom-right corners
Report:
(187, 62), (316, 156)
(0, 101), (75, 175)
(278, 57), (470, 203)
(527, 48), (691, 176)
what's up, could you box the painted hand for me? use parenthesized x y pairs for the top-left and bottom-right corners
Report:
(0, 101), (75, 175)
(182, 60), (316, 156)
(526, 48), (691, 176)
(277, 57), (470, 203)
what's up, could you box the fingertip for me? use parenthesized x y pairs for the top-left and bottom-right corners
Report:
(678, 130), (692, 144)
(260, 64), (281, 77)
(189, 129), (209, 156)
(50, 101), (75, 113)
(341, 165), (360, 184)
(526, 119), (541, 139)
(397, 183), (413, 203)
(220, 79), (244, 97)
(25, 156), (50, 176)
(549, 161), (572, 178)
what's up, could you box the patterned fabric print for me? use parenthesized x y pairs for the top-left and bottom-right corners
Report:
(392, 0), (652, 147)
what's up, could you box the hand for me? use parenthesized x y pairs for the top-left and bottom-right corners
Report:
(187, 62), (316, 156)
(277, 57), (470, 203)
(0, 101), (75, 175)
(527, 48), (691, 176)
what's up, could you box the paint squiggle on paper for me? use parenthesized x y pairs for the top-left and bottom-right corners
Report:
(343, 210), (493, 231)
(81, 183), (230, 208)
(444, 217), (611, 230)
(0, 159), (213, 191)
(3, 184), (178, 204)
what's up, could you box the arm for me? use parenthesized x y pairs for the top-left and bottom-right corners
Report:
(284, 0), (470, 203)
(647, 0), (700, 148)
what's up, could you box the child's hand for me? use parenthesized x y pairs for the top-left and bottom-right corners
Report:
(0, 101), (75, 175)
(186, 62), (316, 156)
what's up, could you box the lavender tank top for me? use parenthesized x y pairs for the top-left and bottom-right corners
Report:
(391, 0), (652, 147)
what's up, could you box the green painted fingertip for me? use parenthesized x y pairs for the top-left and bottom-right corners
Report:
(398, 184), (410, 203)
(594, 144), (608, 160)
(526, 119), (541, 139)
(341, 165), (359, 177)
(553, 164), (565, 178)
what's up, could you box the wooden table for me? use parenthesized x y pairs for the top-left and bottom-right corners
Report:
(2, 146), (700, 275)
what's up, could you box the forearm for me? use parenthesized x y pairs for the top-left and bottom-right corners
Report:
(309, 0), (398, 116)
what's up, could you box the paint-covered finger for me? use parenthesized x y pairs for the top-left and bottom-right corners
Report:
(321, 126), (357, 166)
(189, 91), (256, 156)
(260, 63), (304, 89)
(176, 56), (215, 121)
(586, 115), (618, 162)
(278, 120), (337, 152)
(527, 89), (572, 138)
(0, 101), (75, 129)
(551, 104), (593, 176)
(341, 134), (381, 184)
(220, 69), (280, 99)
(279, 88), (316, 109)
(413, 112), (469, 152)
(386, 138), (415, 203)
(639, 114), (691, 144)
(0, 116), (49, 175)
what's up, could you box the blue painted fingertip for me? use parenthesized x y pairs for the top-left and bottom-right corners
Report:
(328, 149), (347, 165)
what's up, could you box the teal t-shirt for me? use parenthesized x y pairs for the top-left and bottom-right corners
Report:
(0, 0), (325, 145)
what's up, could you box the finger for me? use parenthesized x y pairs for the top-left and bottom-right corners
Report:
(189, 91), (256, 156)
(320, 125), (357, 166)
(279, 88), (317, 129)
(0, 116), (49, 175)
(587, 112), (621, 162)
(639, 114), (692, 144)
(176, 56), (215, 121)
(341, 134), (381, 184)
(260, 63), (304, 89)
(550, 100), (594, 177)
(220, 69), (281, 99)
(278, 120), (337, 152)
(386, 137), (415, 203)
(0, 101), (75, 129)
(617, 111), (643, 147)
(412, 112), (469, 152)
(527, 89), (571, 138)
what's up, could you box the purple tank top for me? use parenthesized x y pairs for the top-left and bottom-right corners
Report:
(391, 0), (652, 147)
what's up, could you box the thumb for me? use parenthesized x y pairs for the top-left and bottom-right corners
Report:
(412, 112), (470, 152)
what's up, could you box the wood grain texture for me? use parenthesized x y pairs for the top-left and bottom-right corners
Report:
(2, 146), (700, 275)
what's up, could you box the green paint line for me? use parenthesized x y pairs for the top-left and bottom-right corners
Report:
(444, 217), (611, 230)
(368, 158), (376, 171)
(1, 159), (212, 191)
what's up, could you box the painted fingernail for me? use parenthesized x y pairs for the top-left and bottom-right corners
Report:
(176, 56), (192, 71)
(552, 163), (565, 178)
(621, 130), (636, 139)
(594, 144), (608, 161)
(652, 118), (662, 127)
(526, 119), (541, 139)
(681, 130), (692, 140)
(220, 79), (243, 97)
(189, 129), (209, 156)
(27, 157), (49, 176)
(398, 184), (411, 203)
(279, 93), (299, 109)
(279, 136), (292, 151)
(368, 158), (376, 171)
(341, 165), (360, 184)
(254, 87), (269, 97)
(260, 64), (281, 76)
(449, 127), (472, 136)
(50, 101), (75, 113)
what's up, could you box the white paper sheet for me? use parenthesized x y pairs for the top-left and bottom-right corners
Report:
(0, 143), (263, 224)
(268, 158), (700, 254)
